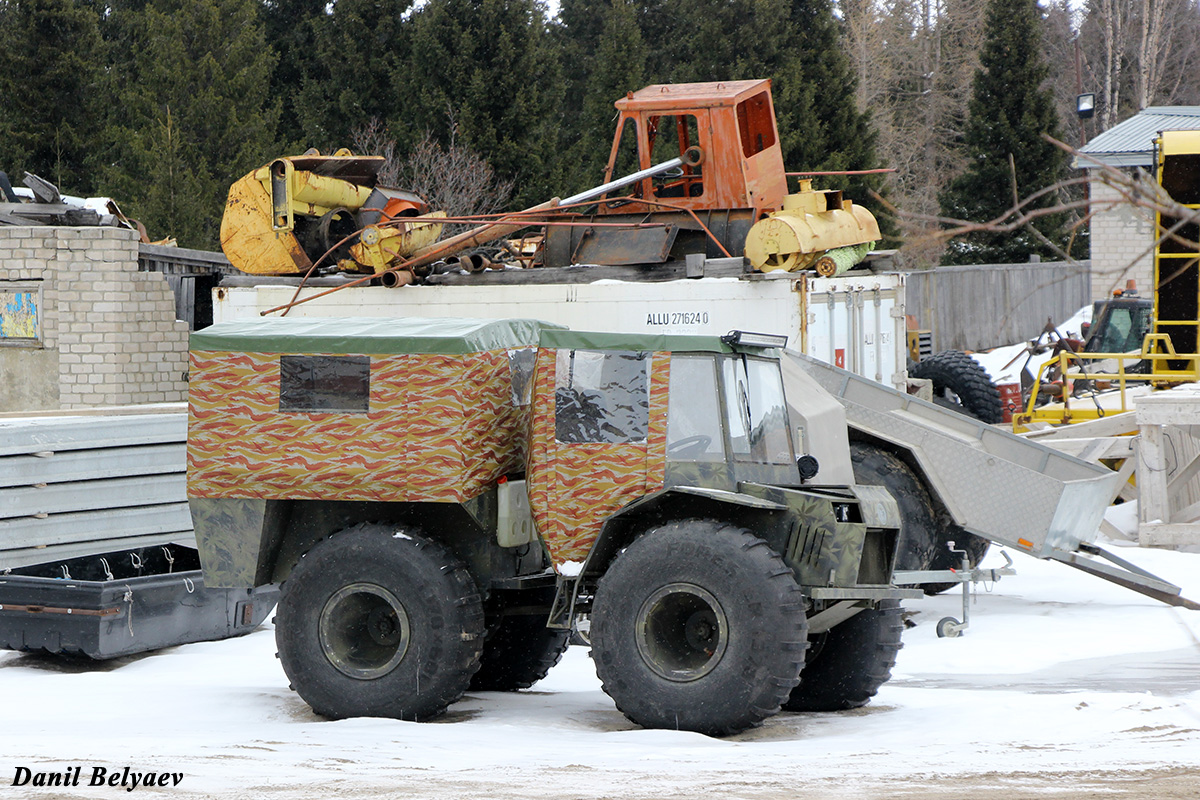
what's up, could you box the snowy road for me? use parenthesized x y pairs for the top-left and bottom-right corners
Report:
(2, 545), (1198, 799)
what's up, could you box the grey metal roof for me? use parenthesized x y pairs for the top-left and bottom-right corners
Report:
(1076, 106), (1200, 168)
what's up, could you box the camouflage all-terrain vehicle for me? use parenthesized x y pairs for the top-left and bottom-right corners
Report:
(187, 316), (918, 736)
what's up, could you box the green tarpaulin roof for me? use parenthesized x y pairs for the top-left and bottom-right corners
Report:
(191, 317), (563, 355)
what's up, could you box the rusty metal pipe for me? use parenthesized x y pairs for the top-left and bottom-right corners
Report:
(459, 253), (488, 273)
(379, 269), (414, 288)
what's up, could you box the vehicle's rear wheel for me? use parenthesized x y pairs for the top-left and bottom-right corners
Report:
(783, 600), (904, 712)
(275, 523), (484, 721)
(849, 442), (938, 574)
(470, 585), (571, 691)
(590, 520), (808, 736)
(910, 349), (1004, 424)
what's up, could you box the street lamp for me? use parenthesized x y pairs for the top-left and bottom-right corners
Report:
(1076, 93), (1096, 119)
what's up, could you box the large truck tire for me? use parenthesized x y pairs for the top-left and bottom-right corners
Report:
(849, 442), (938, 574)
(783, 600), (904, 712)
(275, 523), (484, 721)
(470, 585), (571, 691)
(909, 349), (1004, 424)
(590, 520), (809, 736)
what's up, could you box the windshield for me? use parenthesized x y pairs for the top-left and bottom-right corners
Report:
(721, 355), (793, 465)
(1085, 304), (1153, 354)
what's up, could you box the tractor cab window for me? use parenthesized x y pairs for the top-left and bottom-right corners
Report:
(736, 91), (776, 158)
(647, 114), (704, 199)
(722, 356), (793, 465)
(666, 355), (725, 461)
(1085, 305), (1153, 354)
(607, 117), (642, 198)
(554, 349), (649, 444)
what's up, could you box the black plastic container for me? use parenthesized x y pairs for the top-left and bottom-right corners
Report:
(0, 544), (277, 659)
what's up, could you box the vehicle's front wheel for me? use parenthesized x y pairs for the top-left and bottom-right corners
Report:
(590, 520), (808, 736)
(275, 523), (484, 721)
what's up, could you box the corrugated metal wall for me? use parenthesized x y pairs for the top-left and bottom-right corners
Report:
(903, 260), (1091, 352)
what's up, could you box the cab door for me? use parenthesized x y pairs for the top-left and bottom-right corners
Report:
(526, 347), (670, 566)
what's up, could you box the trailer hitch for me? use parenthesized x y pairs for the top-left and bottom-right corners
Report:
(893, 546), (1017, 638)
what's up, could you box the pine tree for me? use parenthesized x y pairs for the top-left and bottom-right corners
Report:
(261, 0), (328, 148)
(100, 0), (279, 247)
(938, 0), (1068, 265)
(557, 0), (647, 195)
(297, 0), (413, 151)
(401, 0), (563, 206)
(775, 0), (889, 237)
(0, 0), (105, 192)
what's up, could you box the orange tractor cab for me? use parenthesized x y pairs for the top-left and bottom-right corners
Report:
(543, 79), (879, 274)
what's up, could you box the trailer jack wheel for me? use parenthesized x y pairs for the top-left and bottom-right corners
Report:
(936, 616), (964, 638)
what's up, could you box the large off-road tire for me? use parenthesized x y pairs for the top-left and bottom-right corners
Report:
(590, 520), (809, 736)
(783, 600), (904, 712)
(910, 349), (1004, 424)
(849, 442), (938, 574)
(275, 523), (484, 721)
(470, 585), (571, 691)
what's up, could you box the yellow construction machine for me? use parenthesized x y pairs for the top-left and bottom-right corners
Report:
(221, 148), (445, 277)
(1014, 129), (1200, 430)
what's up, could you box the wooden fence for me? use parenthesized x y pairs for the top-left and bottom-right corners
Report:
(903, 260), (1091, 352)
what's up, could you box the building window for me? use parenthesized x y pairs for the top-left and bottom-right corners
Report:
(279, 355), (371, 412)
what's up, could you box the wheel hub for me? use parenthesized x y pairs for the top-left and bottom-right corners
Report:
(635, 583), (728, 682)
(319, 582), (411, 680)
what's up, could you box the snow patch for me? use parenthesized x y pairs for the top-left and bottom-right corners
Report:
(557, 559), (583, 576)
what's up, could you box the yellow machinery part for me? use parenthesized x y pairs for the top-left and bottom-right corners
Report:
(267, 159), (375, 230)
(348, 213), (448, 273)
(744, 181), (881, 272)
(221, 172), (312, 275)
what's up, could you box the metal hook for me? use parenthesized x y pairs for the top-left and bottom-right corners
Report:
(100, 558), (114, 582)
(162, 547), (175, 574)
(183, 577), (195, 594)
(130, 552), (143, 570)
(60, 565), (71, 580)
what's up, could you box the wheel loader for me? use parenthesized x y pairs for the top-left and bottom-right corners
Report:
(187, 316), (917, 736)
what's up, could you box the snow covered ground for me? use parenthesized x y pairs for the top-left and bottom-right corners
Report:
(2, 545), (1198, 799)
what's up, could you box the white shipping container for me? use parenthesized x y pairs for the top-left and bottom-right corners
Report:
(213, 270), (908, 390)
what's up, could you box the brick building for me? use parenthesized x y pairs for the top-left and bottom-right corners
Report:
(1078, 106), (1200, 302)
(0, 226), (190, 412)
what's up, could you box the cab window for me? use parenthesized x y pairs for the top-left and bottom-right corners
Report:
(554, 349), (649, 444)
(722, 356), (792, 465)
(647, 114), (704, 198)
(666, 355), (724, 461)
